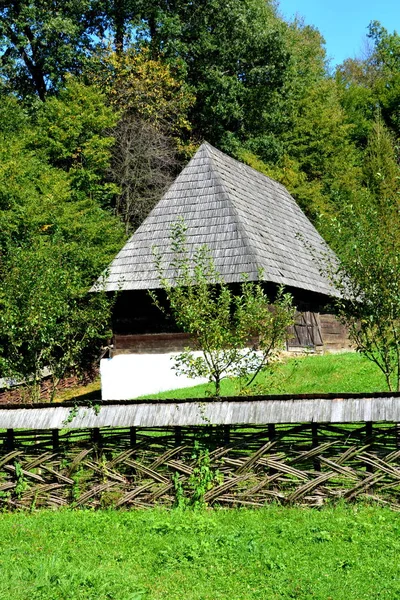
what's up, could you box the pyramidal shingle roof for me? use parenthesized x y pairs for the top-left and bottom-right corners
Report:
(99, 142), (338, 297)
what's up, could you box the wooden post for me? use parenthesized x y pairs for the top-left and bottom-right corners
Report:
(6, 429), (14, 451)
(267, 424), (277, 475)
(311, 423), (320, 472)
(396, 424), (400, 449)
(365, 421), (373, 473)
(92, 428), (101, 447)
(130, 427), (137, 448)
(175, 426), (182, 447)
(52, 429), (59, 452)
(223, 425), (230, 445)
(268, 424), (276, 442)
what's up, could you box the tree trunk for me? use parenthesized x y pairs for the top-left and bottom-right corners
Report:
(114, 0), (126, 54)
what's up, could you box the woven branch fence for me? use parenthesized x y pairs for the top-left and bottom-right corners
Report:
(1, 422), (400, 510)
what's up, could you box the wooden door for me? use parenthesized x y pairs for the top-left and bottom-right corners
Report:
(287, 311), (323, 350)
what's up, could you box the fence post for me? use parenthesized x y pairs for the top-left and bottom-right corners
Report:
(311, 423), (320, 472)
(130, 427), (137, 448)
(175, 426), (182, 446)
(396, 424), (400, 449)
(6, 429), (14, 451)
(268, 424), (276, 442)
(92, 428), (102, 448)
(267, 424), (277, 475)
(223, 425), (230, 445)
(52, 429), (59, 452)
(365, 421), (373, 473)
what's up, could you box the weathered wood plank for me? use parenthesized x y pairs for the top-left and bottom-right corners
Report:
(114, 333), (194, 355)
(1, 393), (400, 429)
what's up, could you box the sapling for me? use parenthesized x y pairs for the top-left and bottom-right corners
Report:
(151, 218), (295, 396)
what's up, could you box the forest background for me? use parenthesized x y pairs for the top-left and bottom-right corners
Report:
(0, 0), (399, 396)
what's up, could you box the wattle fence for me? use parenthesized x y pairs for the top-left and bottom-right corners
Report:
(0, 393), (400, 510)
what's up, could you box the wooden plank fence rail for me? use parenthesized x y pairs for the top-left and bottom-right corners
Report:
(2, 392), (400, 429)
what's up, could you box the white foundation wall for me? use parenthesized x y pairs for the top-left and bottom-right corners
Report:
(100, 352), (208, 400)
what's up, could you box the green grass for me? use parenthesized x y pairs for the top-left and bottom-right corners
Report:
(140, 351), (389, 399)
(0, 505), (399, 599)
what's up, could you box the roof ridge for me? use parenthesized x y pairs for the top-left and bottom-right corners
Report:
(203, 142), (286, 280)
(203, 143), (261, 279)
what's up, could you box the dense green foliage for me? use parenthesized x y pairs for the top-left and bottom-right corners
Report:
(325, 119), (400, 391)
(1, 506), (399, 599)
(145, 0), (289, 152)
(1, 0), (399, 394)
(139, 351), (390, 399)
(0, 244), (114, 401)
(0, 1), (103, 100)
(0, 79), (125, 393)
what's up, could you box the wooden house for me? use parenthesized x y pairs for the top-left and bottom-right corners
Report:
(96, 143), (349, 398)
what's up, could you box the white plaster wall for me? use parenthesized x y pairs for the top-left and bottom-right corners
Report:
(100, 352), (208, 400)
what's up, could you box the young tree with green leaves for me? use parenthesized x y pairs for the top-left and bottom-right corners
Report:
(327, 120), (400, 391)
(152, 219), (295, 397)
(0, 244), (113, 402)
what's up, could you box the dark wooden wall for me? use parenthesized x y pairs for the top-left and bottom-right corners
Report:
(113, 332), (194, 355)
(111, 289), (351, 355)
(113, 313), (351, 356)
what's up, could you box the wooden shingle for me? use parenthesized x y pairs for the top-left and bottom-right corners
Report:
(97, 143), (338, 296)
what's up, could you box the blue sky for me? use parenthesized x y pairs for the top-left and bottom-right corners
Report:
(278, 0), (400, 66)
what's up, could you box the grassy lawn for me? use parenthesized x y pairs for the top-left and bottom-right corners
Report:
(0, 505), (399, 600)
(140, 351), (389, 399)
